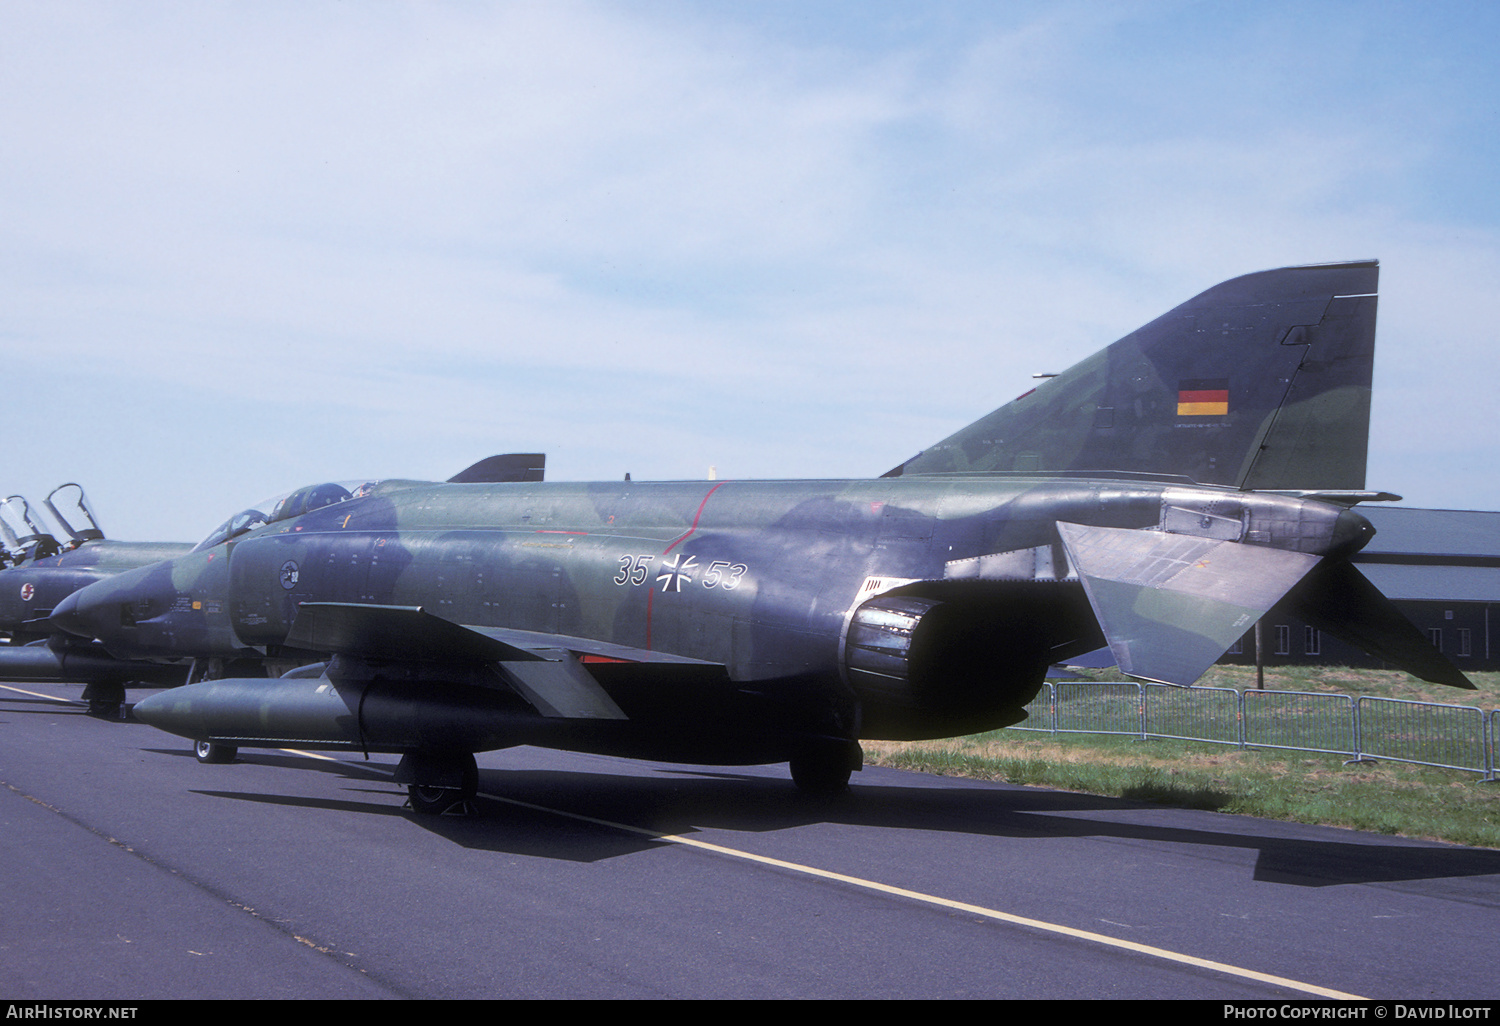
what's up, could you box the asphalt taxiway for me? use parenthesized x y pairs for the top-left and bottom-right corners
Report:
(3, 680), (1498, 1000)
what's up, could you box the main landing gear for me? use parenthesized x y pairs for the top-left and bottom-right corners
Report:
(396, 752), (479, 816)
(788, 738), (862, 794)
(81, 681), (125, 720)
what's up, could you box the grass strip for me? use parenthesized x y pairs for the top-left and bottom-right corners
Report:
(862, 667), (1500, 849)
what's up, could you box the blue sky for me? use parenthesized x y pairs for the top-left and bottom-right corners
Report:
(3, 1), (1498, 541)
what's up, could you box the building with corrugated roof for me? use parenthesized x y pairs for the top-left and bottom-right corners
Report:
(1220, 506), (1500, 673)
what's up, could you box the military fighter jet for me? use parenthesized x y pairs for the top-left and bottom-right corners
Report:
(0, 485), (194, 714)
(50, 260), (1471, 812)
(1, 493), (63, 567)
(1, 465), (550, 718)
(0, 485), (192, 644)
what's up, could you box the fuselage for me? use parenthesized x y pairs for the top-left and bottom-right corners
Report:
(0, 540), (192, 643)
(53, 474), (1368, 743)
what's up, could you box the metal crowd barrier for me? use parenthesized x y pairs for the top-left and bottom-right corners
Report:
(1016, 681), (1497, 780)
(1145, 684), (1240, 747)
(1243, 690), (1356, 757)
(1354, 696), (1487, 775)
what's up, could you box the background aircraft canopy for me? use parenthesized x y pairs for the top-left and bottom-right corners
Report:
(43, 483), (105, 544)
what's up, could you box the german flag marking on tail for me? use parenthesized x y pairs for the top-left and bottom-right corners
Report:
(1177, 378), (1229, 416)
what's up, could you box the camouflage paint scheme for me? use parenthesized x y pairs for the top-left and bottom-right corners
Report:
(0, 539), (192, 644)
(886, 261), (1376, 488)
(48, 261), (1473, 808)
(0, 486), (193, 701)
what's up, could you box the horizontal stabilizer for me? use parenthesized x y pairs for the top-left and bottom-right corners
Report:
(1058, 522), (1320, 686)
(1281, 561), (1474, 689)
(1260, 490), (1402, 506)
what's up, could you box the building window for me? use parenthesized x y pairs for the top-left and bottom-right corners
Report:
(1458, 628), (1472, 657)
(1228, 636), (1243, 655)
(1275, 625), (1291, 656)
(1427, 628), (1443, 652)
(1304, 626), (1320, 656)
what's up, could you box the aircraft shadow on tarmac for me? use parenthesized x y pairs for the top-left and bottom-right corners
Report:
(145, 745), (1500, 889)
(0, 696), (105, 715)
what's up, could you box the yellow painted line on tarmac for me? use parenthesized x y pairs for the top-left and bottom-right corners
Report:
(280, 748), (340, 762)
(0, 683), (78, 703)
(0, 691), (352, 764)
(0, 694), (356, 764)
(489, 791), (1366, 1001)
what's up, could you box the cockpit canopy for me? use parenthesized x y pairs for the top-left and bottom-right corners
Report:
(191, 480), (382, 553)
(44, 484), (105, 544)
(1, 496), (60, 562)
(271, 482), (356, 523)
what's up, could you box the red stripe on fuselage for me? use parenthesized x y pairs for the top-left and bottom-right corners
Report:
(646, 481), (729, 650)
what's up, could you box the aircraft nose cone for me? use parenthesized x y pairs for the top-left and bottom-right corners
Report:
(48, 589), (92, 639)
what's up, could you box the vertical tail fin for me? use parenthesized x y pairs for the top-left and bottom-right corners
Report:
(886, 261), (1378, 489)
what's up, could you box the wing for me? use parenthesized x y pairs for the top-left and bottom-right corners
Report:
(284, 601), (736, 722)
(283, 601), (647, 719)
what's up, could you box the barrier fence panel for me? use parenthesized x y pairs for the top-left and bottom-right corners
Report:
(1052, 682), (1143, 737)
(1015, 682), (1056, 733)
(1490, 711), (1498, 782)
(1000, 679), (1496, 777)
(1143, 684), (1241, 746)
(1241, 690), (1356, 756)
(1355, 697), (1488, 775)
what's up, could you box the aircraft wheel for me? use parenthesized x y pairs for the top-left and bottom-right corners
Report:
(405, 754), (478, 816)
(86, 700), (122, 720)
(407, 784), (464, 815)
(194, 740), (237, 764)
(82, 682), (126, 720)
(789, 742), (858, 794)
